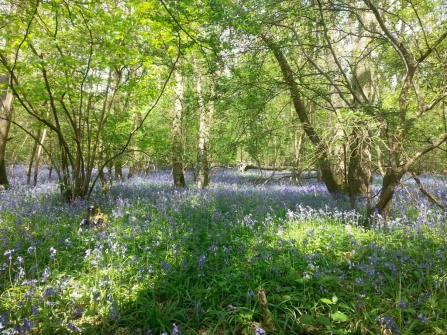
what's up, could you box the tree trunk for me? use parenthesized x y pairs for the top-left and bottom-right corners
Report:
(0, 73), (13, 189)
(261, 33), (346, 194)
(27, 130), (40, 185)
(172, 67), (186, 188)
(33, 128), (47, 186)
(195, 56), (216, 189)
(348, 126), (372, 210)
(348, 10), (374, 211)
(115, 162), (123, 181)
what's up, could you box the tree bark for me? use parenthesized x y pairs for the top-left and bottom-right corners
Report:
(0, 73), (13, 189)
(261, 33), (346, 194)
(348, 10), (374, 211)
(33, 128), (47, 186)
(195, 56), (216, 189)
(27, 129), (40, 185)
(172, 67), (186, 188)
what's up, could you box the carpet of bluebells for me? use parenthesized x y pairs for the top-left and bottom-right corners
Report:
(1, 166), (447, 335)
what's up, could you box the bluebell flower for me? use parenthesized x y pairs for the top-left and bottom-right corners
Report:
(397, 300), (406, 308)
(4, 249), (14, 260)
(49, 247), (57, 259)
(22, 318), (32, 333)
(67, 322), (82, 332)
(418, 313), (428, 324)
(41, 267), (51, 283)
(43, 286), (57, 298)
(93, 292), (101, 301)
(172, 323), (180, 334)
(376, 315), (400, 335)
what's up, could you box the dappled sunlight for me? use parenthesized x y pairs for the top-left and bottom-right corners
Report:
(1, 169), (447, 334)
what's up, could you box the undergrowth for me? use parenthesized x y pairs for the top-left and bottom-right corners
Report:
(1, 168), (447, 334)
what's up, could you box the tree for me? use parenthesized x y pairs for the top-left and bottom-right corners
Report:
(172, 62), (187, 187)
(0, 0), (178, 201)
(361, 0), (447, 219)
(0, 72), (12, 188)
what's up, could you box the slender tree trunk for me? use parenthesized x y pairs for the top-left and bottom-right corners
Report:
(0, 73), (13, 189)
(128, 113), (141, 178)
(172, 67), (186, 187)
(291, 121), (305, 185)
(27, 130), (40, 185)
(261, 33), (346, 194)
(33, 128), (47, 186)
(195, 56), (216, 189)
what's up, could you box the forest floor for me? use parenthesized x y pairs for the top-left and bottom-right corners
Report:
(1, 167), (447, 334)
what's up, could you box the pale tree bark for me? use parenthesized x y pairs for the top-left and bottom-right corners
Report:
(172, 67), (186, 188)
(0, 73), (13, 189)
(194, 55), (216, 189)
(33, 128), (47, 186)
(291, 115), (306, 185)
(128, 113), (141, 178)
(348, 10), (374, 212)
(27, 129), (40, 185)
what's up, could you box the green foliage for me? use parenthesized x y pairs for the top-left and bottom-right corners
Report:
(2, 171), (447, 334)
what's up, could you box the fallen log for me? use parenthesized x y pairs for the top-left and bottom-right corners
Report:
(239, 162), (293, 172)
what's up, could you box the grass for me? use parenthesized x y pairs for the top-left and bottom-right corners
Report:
(1, 167), (447, 334)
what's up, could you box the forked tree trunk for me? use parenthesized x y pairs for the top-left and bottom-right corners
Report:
(0, 73), (13, 189)
(172, 67), (186, 188)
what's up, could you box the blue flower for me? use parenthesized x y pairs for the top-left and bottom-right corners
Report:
(418, 313), (428, 324)
(93, 292), (101, 301)
(22, 318), (32, 333)
(172, 323), (180, 334)
(397, 300), (406, 308)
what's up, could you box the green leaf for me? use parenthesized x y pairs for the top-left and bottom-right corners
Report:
(300, 314), (313, 325)
(295, 277), (305, 284)
(331, 312), (349, 322)
(84, 309), (96, 317)
(320, 298), (334, 305)
(316, 315), (332, 326)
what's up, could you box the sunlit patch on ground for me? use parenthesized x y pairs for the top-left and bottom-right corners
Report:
(1, 168), (446, 334)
